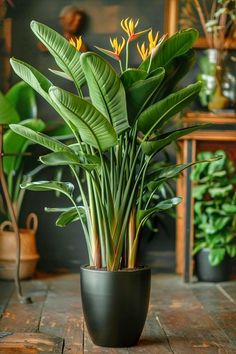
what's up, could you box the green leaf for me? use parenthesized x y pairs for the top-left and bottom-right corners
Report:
(137, 197), (181, 227)
(21, 180), (74, 198)
(226, 245), (236, 258)
(9, 124), (70, 152)
(80, 52), (129, 135)
(209, 184), (233, 198)
(193, 185), (208, 200)
(49, 87), (117, 151)
(10, 58), (53, 104)
(120, 69), (147, 89)
(126, 68), (165, 123)
(48, 68), (73, 81)
(222, 204), (236, 214)
(6, 81), (37, 119)
(30, 21), (85, 89)
(138, 82), (202, 134)
(153, 49), (196, 101)
(141, 125), (208, 155)
(0, 91), (20, 124)
(3, 118), (45, 175)
(56, 207), (86, 227)
(208, 248), (225, 266)
(140, 28), (198, 72)
(39, 151), (98, 171)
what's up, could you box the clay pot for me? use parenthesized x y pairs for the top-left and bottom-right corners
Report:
(0, 213), (39, 280)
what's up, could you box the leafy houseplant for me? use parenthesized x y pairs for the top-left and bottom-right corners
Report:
(191, 150), (236, 281)
(10, 18), (206, 346)
(0, 81), (45, 280)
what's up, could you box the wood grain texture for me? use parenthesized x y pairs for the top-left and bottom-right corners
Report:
(0, 274), (236, 353)
(0, 332), (63, 353)
(39, 275), (83, 354)
(0, 280), (47, 332)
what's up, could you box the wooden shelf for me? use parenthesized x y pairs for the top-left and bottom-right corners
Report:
(184, 112), (236, 125)
(176, 116), (236, 282)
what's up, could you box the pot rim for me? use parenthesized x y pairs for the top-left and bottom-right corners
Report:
(80, 265), (150, 273)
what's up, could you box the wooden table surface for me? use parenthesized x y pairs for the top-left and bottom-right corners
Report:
(0, 273), (236, 353)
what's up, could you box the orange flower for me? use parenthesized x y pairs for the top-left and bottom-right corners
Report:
(121, 17), (149, 42)
(95, 37), (125, 61)
(137, 42), (149, 60)
(69, 36), (83, 51)
(148, 30), (159, 52)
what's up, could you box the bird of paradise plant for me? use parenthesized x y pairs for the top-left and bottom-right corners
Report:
(10, 18), (207, 270)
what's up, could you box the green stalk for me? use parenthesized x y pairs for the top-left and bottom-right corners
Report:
(125, 41), (130, 70)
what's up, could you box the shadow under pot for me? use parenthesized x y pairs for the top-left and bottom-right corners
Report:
(80, 265), (151, 347)
(195, 248), (230, 282)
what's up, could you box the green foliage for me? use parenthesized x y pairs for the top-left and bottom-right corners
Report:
(191, 150), (236, 266)
(10, 20), (205, 270)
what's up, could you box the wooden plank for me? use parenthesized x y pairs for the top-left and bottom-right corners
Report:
(191, 283), (236, 345)
(151, 275), (236, 353)
(0, 280), (48, 332)
(0, 281), (14, 317)
(128, 312), (172, 354)
(83, 324), (129, 354)
(39, 274), (83, 354)
(0, 332), (63, 353)
(220, 283), (236, 303)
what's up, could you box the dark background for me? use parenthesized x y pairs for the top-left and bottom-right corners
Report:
(7, 0), (184, 273)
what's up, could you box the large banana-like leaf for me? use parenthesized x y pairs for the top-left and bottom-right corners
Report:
(120, 69), (147, 89)
(3, 118), (45, 175)
(39, 151), (99, 171)
(10, 124), (70, 152)
(126, 68), (165, 123)
(136, 197), (181, 227)
(0, 91), (20, 124)
(140, 28), (198, 72)
(55, 207), (86, 227)
(141, 125), (209, 155)
(138, 82), (202, 135)
(10, 58), (53, 105)
(6, 81), (37, 119)
(30, 21), (85, 90)
(49, 87), (117, 151)
(149, 49), (196, 103)
(21, 180), (74, 198)
(80, 52), (129, 135)
(147, 158), (220, 191)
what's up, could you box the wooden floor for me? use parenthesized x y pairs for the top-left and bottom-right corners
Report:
(0, 273), (236, 353)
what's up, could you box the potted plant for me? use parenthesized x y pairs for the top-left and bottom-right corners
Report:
(191, 150), (236, 282)
(0, 81), (45, 279)
(0, 81), (70, 279)
(9, 18), (206, 347)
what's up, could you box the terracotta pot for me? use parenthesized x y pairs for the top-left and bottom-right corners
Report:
(0, 213), (39, 280)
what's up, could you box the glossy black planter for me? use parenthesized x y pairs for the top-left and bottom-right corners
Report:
(195, 249), (230, 282)
(80, 266), (151, 347)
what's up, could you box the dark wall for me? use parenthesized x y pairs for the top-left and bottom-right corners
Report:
(11, 0), (176, 272)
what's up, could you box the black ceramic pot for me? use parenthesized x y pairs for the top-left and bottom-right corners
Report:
(195, 249), (230, 282)
(80, 266), (151, 347)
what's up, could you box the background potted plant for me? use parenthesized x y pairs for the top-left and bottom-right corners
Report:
(9, 18), (207, 347)
(0, 81), (71, 279)
(0, 81), (44, 279)
(191, 150), (236, 282)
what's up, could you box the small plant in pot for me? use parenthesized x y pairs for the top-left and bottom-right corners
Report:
(9, 18), (207, 347)
(191, 150), (236, 282)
